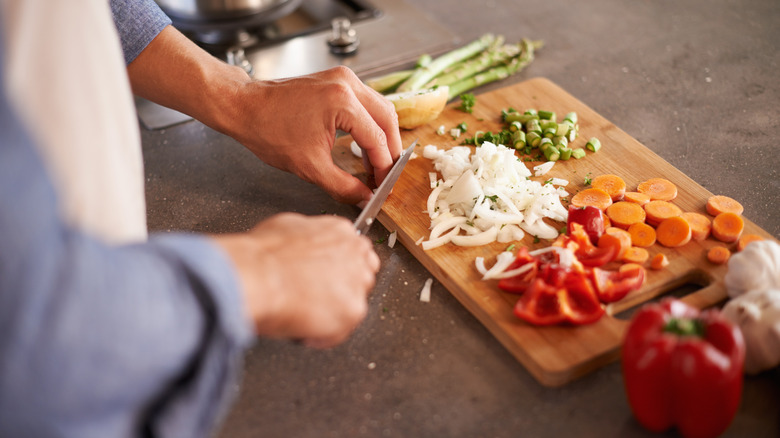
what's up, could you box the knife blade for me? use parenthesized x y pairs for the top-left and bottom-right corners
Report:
(354, 139), (417, 235)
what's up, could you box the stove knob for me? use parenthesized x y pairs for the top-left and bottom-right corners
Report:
(327, 17), (359, 56)
(226, 46), (254, 77)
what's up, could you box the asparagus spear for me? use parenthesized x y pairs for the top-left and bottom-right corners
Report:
(365, 70), (414, 93)
(428, 40), (522, 88)
(446, 39), (541, 99)
(396, 34), (497, 92)
(364, 54), (433, 93)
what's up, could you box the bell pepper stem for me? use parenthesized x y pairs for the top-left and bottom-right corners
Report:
(663, 318), (706, 337)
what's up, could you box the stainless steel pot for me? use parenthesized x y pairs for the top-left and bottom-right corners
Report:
(155, 0), (303, 31)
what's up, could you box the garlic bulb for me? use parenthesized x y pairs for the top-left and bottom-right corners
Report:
(724, 240), (780, 298)
(722, 289), (780, 374)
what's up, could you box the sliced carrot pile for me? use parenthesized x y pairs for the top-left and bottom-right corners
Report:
(644, 200), (683, 226)
(650, 253), (669, 270)
(712, 212), (744, 243)
(622, 247), (650, 264)
(628, 222), (656, 247)
(680, 212), (712, 241)
(737, 234), (764, 252)
(707, 246), (731, 264)
(706, 195), (744, 216)
(656, 216), (692, 247)
(624, 191), (651, 206)
(606, 201), (646, 229)
(591, 174), (627, 201)
(571, 188), (613, 211)
(637, 178), (678, 201)
(603, 227), (632, 259)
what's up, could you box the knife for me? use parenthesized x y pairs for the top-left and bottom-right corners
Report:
(354, 139), (417, 235)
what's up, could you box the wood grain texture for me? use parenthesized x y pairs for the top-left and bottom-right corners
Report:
(333, 77), (777, 387)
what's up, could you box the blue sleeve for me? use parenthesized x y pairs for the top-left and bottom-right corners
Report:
(109, 0), (172, 65)
(0, 47), (252, 438)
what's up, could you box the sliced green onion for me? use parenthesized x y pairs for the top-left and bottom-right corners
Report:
(525, 119), (542, 135)
(526, 131), (542, 148)
(512, 130), (526, 149)
(586, 137), (602, 152)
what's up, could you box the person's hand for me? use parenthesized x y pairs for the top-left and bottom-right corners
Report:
(127, 27), (400, 205)
(223, 66), (403, 205)
(211, 213), (379, 348)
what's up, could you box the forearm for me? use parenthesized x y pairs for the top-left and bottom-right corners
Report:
(127, 25), (251, 135)
(0, 83), (252, 437)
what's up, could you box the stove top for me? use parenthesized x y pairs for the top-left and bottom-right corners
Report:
(137, 0), (457, 129)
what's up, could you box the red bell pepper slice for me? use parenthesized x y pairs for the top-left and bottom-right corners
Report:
(567, 205), (605, 244)
(513, 275), (604, 326)
(590, 265), (645, 303)
(567, 222), (616, 267)
(497, 248), (538, 294)
(622, 298), (745, 438)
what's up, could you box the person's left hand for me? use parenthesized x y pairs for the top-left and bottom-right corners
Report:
(127, 26), (401, 205)
(222, 66), (403, 205)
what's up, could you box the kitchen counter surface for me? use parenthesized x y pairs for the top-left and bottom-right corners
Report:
(139, 0), (780, 436)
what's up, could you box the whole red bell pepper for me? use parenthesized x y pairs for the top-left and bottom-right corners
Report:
(622, 298), (745, 438)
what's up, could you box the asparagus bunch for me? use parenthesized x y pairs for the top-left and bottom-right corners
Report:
(366, 34), (543, 100)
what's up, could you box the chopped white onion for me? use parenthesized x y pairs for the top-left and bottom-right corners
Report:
(421, 142), (568, 250)
(350, 141), (362, 158)
(388, 231), (397, 248)
(422, 226), (460, 250)
(451, 226), (498, 247)
(429, 172), (438, 189)
(549, 177), (569, 186)
(533, 161), (555, 176)
(480, 251), (515, 279)
(420, 278), (433, 302)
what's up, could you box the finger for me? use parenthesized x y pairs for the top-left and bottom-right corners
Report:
(310, 158), (373, 205)
(359, 237), (381, 273)
(339, 68), (403, 163)
(352, 92), (403, 186)
(340, 104), (395, 186)
(358, 85), (403, 160)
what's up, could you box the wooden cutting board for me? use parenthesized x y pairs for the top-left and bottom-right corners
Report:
(333, 77), (777, 387)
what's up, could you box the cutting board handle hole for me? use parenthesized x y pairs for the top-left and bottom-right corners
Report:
(612, 278), (714, 321)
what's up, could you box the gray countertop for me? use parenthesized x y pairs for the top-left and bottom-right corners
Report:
(139, 0), (780, 436)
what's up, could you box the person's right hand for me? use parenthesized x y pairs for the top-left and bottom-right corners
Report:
(211, 213), (379, 348)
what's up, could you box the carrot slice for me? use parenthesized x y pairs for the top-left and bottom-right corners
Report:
(619, 263), (645, 274)
(707, 246), (731, 264)
(571, 188), (613, 211)
(656, 216), (692, 247)
(624, 191), (651, 206)
(598, 233), (625, 261)
(591, 174), (627, 201)
(712, 212), (744, 243)
(650, 253), (669, 270)
(601, 227), (632, 259)
(606, 201), (646, 229)
(680, 212), (712, 241)
(706, 195), (744, 216)
(737, 234), (764, 252)
(628, 222), (656, 247)
(622, 247), (650, 264)
(637, 178), (678, 201)
(644, 200), (683, 227)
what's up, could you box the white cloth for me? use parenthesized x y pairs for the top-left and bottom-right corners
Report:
(1, 0), (147, 243)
